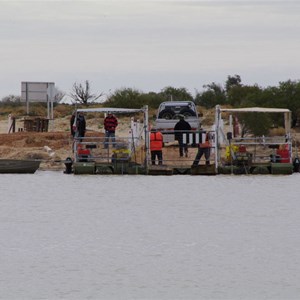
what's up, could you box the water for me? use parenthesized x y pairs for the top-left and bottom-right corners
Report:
(1, 172), (300, 300)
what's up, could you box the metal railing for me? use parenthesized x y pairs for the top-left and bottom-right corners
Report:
(73, 135), (145, 164)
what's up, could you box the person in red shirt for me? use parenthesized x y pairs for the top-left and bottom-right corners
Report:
(150, 128), (164, 165)
(104, 112), (118, 148)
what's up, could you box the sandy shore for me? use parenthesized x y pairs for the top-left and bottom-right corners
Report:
(0, 115), (148, 171)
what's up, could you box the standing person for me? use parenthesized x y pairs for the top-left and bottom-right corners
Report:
(76, 112), (86, 141)
(150, 128), (163, 165)
(104, 112), (118, 148)
(174, 115), (191, 157)
(192, 132), (212, 166)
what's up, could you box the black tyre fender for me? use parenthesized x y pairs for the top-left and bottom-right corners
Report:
(179, 108), (196, 117)
(158, 109), (175, 119)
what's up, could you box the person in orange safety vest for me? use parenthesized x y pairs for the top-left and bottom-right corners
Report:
(192, 132), (212, 167)
(150, 128), (163, 165)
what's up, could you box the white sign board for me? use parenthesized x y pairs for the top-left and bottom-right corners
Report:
(21, 81), (55, 118)
(21, 82), (55, 102)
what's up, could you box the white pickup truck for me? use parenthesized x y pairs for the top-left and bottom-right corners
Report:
(154, 101), (201, 143)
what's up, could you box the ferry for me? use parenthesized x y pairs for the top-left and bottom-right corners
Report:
(65, 105), (299, 175)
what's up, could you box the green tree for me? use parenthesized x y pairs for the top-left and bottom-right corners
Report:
(159, 86), (194, 102)
(139, 92), (162, 109)
(225, 74), (242, 93)
(238, 112), (273, 137)
(276, 80), (300, 126)
(227, 85), (262, 107)
(103, 88), (143, 108)
(195, 82), (226, 108)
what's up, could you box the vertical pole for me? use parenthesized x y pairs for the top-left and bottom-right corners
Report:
(229, 139), (233, 175)
(8, 114), (12, 133)
(214, 105), (220, 173)
(51, 98), (54, 120)
(144, 105), (149, 173)
(47, 96), (50, 119)
(285, 111), (292, 163)
(26, 82), (29, 115)
(189, 133), (193, 145)
(129, 117), (134, 153)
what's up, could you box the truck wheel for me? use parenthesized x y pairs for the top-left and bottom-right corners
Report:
(179, 108), (196, 117)
(158, 109), (175, 119)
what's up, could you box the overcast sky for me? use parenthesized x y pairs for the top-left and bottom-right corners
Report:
(1, 0), (300, 99)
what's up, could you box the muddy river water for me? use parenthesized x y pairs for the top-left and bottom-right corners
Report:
(1, 171), (300, 299)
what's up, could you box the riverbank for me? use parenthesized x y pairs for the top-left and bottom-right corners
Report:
(0, 131), (73, 170)
(1, 112), (300, 172)
(0, 116), (105, 170)
(0, 114), (149, 171)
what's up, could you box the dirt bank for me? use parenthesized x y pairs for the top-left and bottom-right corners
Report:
(0, 113), (139, 170)
(0, 131), (73, 170)
(0, 116), (107, 170)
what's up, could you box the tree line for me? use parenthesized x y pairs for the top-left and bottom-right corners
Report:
(102, 75), (300, 127)
(1, 75), (300, 125)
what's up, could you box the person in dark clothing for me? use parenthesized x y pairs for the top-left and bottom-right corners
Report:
(104, 112), (118, 148)
(76, 112), (86, 141)
(174, 115), (191, 157)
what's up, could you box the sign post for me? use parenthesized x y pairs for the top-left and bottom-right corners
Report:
(21, 82), (56, 118)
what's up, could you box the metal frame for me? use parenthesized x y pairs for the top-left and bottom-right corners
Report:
(73, 106), (150, 172)
(214, 105), (293, 172)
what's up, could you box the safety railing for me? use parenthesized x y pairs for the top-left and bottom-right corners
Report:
(148, 130), (217, 167)
(218, 134), (292, 165)
(73, 135), (145, 165)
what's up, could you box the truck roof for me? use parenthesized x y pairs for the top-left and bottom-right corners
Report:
(161, 101), (194, 106)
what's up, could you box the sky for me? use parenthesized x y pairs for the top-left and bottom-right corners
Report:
(1, 0), (300, 100)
